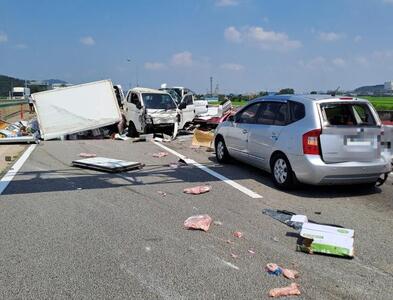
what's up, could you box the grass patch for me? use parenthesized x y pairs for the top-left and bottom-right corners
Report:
(362, 96), (393, 110)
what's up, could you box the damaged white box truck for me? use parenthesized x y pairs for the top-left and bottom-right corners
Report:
(32, 79), (122, 140)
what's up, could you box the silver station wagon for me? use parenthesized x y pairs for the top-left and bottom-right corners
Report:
(214, 95), (391, 189)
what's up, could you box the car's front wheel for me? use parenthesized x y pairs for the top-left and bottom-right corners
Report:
(215, 136), (230, 163)
(270, 154), (296, 189)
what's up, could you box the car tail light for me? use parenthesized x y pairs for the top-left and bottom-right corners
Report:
(303, 129), (321, 155)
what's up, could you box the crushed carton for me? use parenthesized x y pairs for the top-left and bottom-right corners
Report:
(297, 223), (354, 258)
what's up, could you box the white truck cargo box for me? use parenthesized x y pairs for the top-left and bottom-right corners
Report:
(32, 80), (122, 140)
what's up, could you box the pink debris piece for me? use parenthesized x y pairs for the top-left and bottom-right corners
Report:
(184, 214), (213, 232)
(183, 185), (211, 195)
(266, 263), (280, 273)
(233, 231), (243, 238)
(248, 249), (256, 255)
(79, 153), (96, 158)
(157, 191), (167, 197)
(268, 283), (301, 297)
(230, 253), (239, 259)
(282, 268), (299, 280)
(153, 152), (169, 158)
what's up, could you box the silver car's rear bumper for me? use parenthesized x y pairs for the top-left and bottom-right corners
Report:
(289, 154), (391, 185)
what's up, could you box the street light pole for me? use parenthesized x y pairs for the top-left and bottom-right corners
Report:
(127, 58), (139, 88)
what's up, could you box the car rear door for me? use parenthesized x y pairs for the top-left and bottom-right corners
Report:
(318, 101), (382, 163)
(247, 101), (288, 168)
(225, 102), (261, 161)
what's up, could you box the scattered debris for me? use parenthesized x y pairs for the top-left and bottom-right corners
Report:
(183, 185), (211, 195)
(184, 214), (213, 232)
(230, 253), (239, 259)
(157, 191), (167, 197)
(191, 129), (214, 148)
(273, 237), (279, 242)
(72, 157), (143, 173)
(113, 133), (131, 140)
(153, 152), (169, 158)
(266, 263), (283, 276)
(0, 119), (39, 144)
(314, 211), (322, 215)
(5, 156), (12, 162)
(226, 240), (234, 244)
(247, 249), (256, 255)
(213, 221), (223, 226)
(268, 283), (301, 298)
(297, 223), (354, 258)
(233, 231), (243, 238)
(266, 263), (299, 280)
(79, 153), (97, 158)
(168, 159), (188, 169)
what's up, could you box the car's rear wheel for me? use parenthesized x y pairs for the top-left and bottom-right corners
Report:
(271, 154), (295, 189)
(215, 136), (230, 163)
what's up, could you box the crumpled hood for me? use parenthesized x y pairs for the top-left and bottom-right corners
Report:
(147, 108), (178, 124)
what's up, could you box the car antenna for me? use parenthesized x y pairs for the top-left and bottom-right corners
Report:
(331, 86), (340, 97)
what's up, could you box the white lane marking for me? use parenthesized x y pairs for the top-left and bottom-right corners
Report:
(0, 144), (37, 195)
(152, 141), (263, 199)
(221, 260), (239, 270)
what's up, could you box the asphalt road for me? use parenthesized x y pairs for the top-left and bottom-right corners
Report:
(0, 137), (392, 299)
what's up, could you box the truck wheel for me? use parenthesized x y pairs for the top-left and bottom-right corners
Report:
(127, 121), (139, 138)
(270, 154), (296, 189)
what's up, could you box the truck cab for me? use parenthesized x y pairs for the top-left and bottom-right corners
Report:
(159, 86), (209, 126)
(12, 87), (31, 100)
(123, 87), (180, 138)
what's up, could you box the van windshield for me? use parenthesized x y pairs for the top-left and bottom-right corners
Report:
(142, 93), (177, 110)
(320, 103), (376, 126)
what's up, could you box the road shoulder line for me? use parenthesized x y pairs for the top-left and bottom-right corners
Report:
(152, 141), (263, 199)
(0, 144), (37, 195)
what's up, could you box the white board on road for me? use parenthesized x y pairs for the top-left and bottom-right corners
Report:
(32, 80), (122, 140)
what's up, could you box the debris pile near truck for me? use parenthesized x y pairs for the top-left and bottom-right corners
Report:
(0, 119), (39, 144)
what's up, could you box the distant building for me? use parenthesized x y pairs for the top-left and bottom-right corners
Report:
(384, 81), (393, 91)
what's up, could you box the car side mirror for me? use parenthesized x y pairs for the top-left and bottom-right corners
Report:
(227, 115), (235, 122)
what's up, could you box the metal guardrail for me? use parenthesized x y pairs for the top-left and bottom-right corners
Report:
(0, 100), (28, 108)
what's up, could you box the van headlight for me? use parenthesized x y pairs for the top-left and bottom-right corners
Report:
(145, 115), (153, 124)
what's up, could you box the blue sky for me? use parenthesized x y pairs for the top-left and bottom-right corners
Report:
(1, 0), (393, 93)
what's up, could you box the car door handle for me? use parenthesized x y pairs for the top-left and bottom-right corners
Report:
(242, 129), (248, 134)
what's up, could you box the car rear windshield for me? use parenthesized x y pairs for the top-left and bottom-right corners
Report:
(320, 103), (377, 126)
(142, 93), (176, 110)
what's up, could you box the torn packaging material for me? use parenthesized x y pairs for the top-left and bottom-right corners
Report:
(183, 185), (211, 195)
(298, 223), (354, 257)
(72, 157), (143, 173)
(32, 80), (122, 140)
(192, 129), (214, 148)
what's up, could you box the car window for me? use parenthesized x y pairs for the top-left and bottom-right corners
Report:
(236, 103), (261, 124)
(288, 101), (305, 124)
(321, 103), (376, 126)
(183, 95), (193, 106)
(256, 102), (288, 126)
(131, 93), (141, 106)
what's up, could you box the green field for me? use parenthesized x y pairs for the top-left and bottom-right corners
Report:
(210, 96), (393, 110)
(363, 96), (393, 110)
